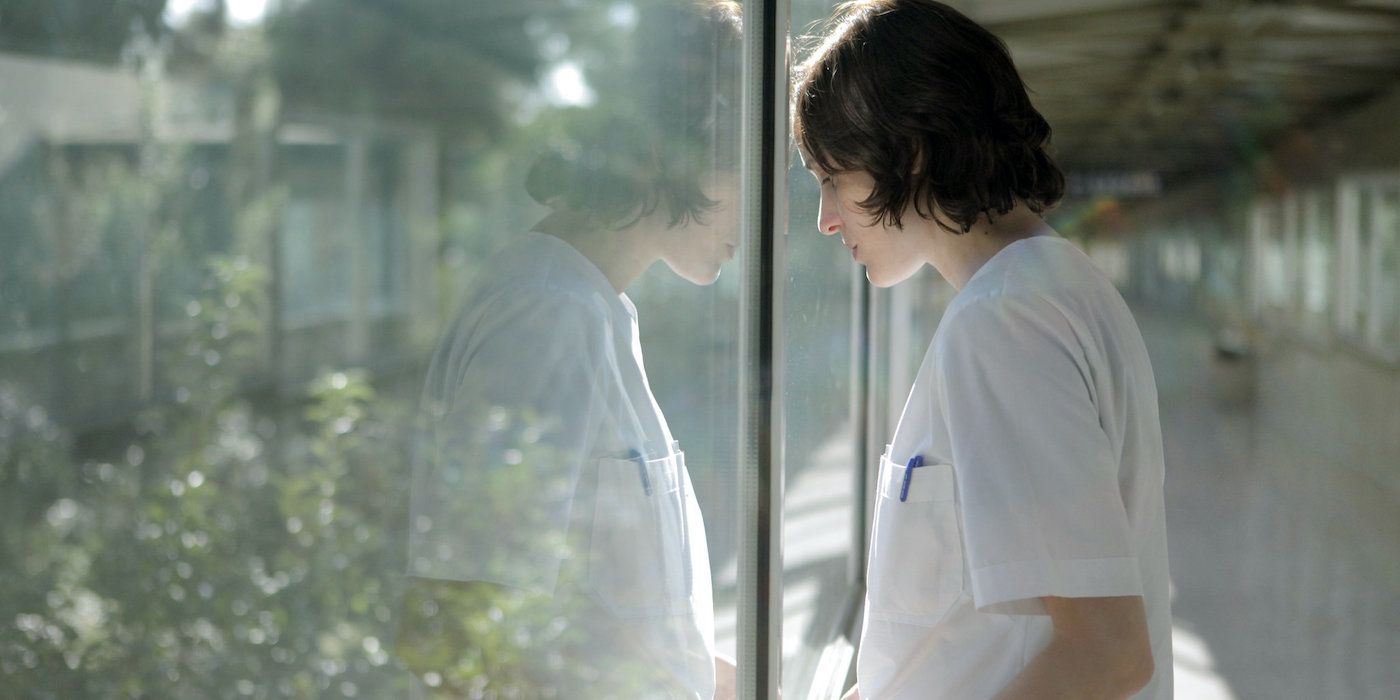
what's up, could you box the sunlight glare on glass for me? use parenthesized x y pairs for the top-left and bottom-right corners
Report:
(607, 2), (640, 28)
(162, 0), (206, 27)
(1171, 623), (1238, 700)
(226, 0), (269, 26)
(164, 0), (268, 28)
(544, 62), (596, 107)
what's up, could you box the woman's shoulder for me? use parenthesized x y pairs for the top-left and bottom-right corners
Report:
(457, 237), (614, 320)
(933, 285), (1082, 362)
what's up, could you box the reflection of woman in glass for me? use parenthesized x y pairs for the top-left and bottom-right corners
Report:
(399, 3), (740, 698)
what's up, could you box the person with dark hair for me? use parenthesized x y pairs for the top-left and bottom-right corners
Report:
(793, 2), (1172, 698)
(400, 3), (742, 698)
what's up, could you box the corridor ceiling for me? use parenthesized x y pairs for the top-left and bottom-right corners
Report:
(961, 0), (1400, 178)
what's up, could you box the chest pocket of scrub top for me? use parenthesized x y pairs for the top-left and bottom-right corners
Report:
(865, 450), (964, 624)
(588, 449), (694, 618)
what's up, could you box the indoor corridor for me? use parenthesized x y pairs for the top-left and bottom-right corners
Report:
(1143, 307), (1400, 700)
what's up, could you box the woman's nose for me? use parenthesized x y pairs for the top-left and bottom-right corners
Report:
(817, 196), (842, 236)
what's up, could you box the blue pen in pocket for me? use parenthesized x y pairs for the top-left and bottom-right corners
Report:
(899, 454), (924, 502)
(628, 448), (653, 496)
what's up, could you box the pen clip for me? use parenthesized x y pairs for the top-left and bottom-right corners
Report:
(899, 454), (924, 502)
(629, 448), (653, 496)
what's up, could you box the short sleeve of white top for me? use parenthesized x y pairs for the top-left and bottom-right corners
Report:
(939, 292), (1142, 610)
(856, 235), (1172, 700)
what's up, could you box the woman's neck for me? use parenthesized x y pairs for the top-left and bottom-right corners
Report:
(925, 202), (1053, 291)
(532, 211), (656, 294)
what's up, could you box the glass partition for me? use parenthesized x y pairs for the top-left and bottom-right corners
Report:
(778, 2), (864, 697)
(1252, 197), (1289, 324)
(1336, 177), (1375, 343)
(1367, 180), (1400, 362)
(780, 8), (963, 696)
(779, 125), (861, 700)
(1298, 188), (1335, 340)
(0, 2), (750, 697)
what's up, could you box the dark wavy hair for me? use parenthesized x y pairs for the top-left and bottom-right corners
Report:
(792, 0), (1064, 234)
(525, 1), (742, 231)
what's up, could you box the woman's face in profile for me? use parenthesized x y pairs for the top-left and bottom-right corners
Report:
(656, 171), (740, 286)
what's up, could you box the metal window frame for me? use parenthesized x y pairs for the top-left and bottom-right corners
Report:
(737, 2), (891, 695)
(736, 0), (791, 697)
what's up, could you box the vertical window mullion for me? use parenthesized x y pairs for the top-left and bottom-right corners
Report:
(736, 0), (790, 697)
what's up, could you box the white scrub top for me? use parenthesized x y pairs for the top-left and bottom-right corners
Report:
(407, 232), (715, 698)
(858, 235), (1172, 699)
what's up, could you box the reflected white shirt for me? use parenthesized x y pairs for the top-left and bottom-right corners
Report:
(407, 232), (714, 698)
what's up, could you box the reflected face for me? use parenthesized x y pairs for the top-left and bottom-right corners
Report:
(800, 152), (929, 288)
(657, 173), (741, 286)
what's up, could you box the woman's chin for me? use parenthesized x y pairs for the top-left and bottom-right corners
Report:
(866, 268), (898, 288)
(866, 262), (920, 288)
(670, 262), (724, 286)
(691, 267), (723, 286)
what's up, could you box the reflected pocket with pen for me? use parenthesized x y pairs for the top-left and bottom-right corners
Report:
(587, 450), (692, 618)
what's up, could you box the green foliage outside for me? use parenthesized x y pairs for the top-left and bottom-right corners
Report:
(0, 251), (416, 698)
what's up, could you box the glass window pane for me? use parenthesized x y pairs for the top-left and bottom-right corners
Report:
(780, 122), (860, 699)
(1254, 199), (1289, 319)
(0, 2), (747, 697)
(1299, 189), (1334, 331)
(1282, 192), (1302, 316)
(1367, 181), (1400, 359)
(779, 1), (862, 695)
(1335, 180), (1367, 339)
(1351, 184), (1376, 338)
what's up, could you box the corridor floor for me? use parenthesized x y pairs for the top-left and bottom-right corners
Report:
(1140, 308), (1400, 699)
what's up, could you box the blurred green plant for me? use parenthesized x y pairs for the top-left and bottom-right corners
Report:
(1, 251), (683, 698)
(395, 393), (673, 697)
(0, 252), (414, 697)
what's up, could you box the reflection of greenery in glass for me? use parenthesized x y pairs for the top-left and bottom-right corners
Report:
(396, 574), (672, 699)
(0, 258), (676, 696)
(267, 0), (554, 139)
(3, 251), (666, 694)
(410, 403), (575, 587)
(3, 1), (739, 696)
(402, 334), (694, 695)
(0, 255), (412, 696)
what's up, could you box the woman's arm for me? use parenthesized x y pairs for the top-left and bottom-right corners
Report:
(993, 595), (1154, 700)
